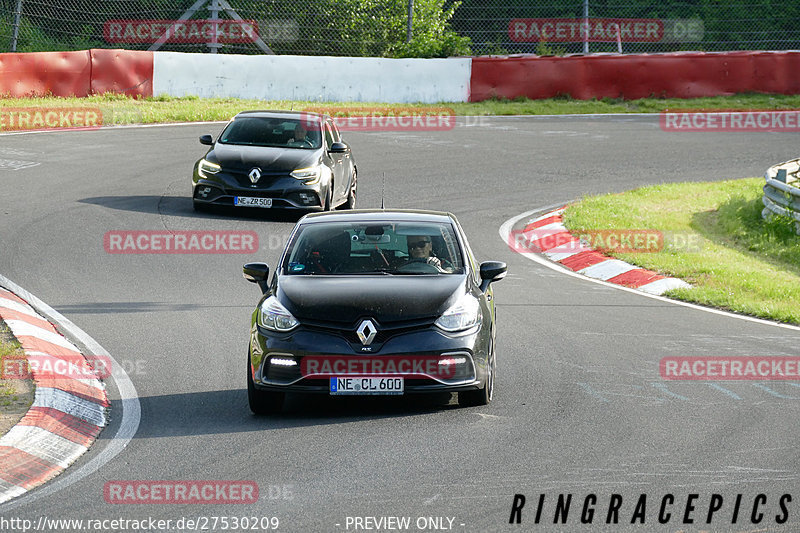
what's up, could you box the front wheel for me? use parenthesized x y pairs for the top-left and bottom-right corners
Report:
(342, 169), (357, 209)
(458, 353), (494, 407)
(247, 357), (285, 415)
(322, 186), (332, 212)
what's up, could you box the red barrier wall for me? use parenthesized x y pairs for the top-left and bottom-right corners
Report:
(90, 49), (153, 97)
(0, 49), (153, 98)
(3, 49), (799, 102)
(470, 51), (800, 101)
(0, 51), (91, 97)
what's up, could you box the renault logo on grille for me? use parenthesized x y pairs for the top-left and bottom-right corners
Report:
(356, 319), (377, 346)
(248, 168), (261, 184)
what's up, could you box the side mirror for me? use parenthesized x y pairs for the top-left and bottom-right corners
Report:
(479, 261), (507, 292)
(243, 262), (270, 294)
(328, 142), (348, 153)
(199, 134), (214, 145)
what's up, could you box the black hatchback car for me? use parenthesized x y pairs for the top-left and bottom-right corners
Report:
(242, 210), (507, 414)
(193, 110), (357, 212)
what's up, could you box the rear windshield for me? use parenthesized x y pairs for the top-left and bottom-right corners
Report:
(282, 221), (465, 275)
(218, 117), (322, 149)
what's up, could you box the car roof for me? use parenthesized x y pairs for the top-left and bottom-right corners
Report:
(300, 209), (457, 225)
(233, 110), (324, 122)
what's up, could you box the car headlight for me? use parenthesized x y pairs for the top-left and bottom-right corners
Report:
(290, 165), (321, 184)
(435, 294), (481, 333)
(258, 296), (299, 332)
(198, 159), (221, 178)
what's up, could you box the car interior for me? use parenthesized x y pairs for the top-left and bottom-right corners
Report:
(220, 118), (322, 148)
(286, 224), (463, 275)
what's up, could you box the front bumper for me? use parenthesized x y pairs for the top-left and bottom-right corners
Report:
(249, 323), (489, 394)
(193, 171), (325, 210)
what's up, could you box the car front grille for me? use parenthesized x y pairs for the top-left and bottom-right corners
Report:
(300, 317), (437, 346)
(227, 169), (286, 189)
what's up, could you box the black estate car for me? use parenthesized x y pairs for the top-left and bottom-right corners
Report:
(192, 110), (357, 212)
(242, 209), (507, 414)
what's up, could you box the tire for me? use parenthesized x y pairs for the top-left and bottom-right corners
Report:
(342, 169), (357, 210)
(193, 200), (210, 212)
(247, 357), (285, 415)
(323, 186), (332, 212)
(458, 352), (494, 407)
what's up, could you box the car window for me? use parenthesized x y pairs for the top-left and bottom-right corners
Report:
(329, 120), (342, 142)
(453, 219), (480, 283)
(218, 117), (322, 149)
(323, 123), (335, 148)
(283, 222), (465, 275)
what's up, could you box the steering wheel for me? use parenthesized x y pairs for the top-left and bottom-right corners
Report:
(396, 258), (441, 273)
(288, 138), (314, 148)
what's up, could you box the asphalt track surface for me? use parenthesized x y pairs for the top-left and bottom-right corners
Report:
(1, 116), (800, 532)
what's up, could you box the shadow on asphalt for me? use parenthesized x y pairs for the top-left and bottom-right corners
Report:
(78, 195), (305, 222)
(104, 389), (460, 438)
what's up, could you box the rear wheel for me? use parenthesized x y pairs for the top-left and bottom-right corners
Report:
(247, 356), (285, 415)
(458, 353), (494, 407)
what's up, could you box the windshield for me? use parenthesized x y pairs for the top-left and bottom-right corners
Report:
(218, 117), (322, 149)
(282, 221), (465, 275)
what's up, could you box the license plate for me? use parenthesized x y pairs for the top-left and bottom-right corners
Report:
(330, 377), (404, 395)
(234, 196), (272, 208)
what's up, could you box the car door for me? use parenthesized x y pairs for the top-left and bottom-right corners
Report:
(330, 120), (354, 198)
(323, 120), (346, 204)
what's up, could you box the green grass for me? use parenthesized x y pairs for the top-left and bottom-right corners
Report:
(0, 328), (24, 407)
(562, 178), (800, 324)
(2, 93), (800, 126)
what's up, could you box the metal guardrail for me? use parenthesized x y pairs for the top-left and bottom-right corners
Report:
(763, 158), (800, 234)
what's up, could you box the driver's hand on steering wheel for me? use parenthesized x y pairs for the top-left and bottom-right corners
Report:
(426, 256), (443, 269)
(427, 256), (455, 273)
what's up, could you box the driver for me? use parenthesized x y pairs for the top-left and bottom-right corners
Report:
(289, 124), (310, 146)
(406, 235), (452, 273)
